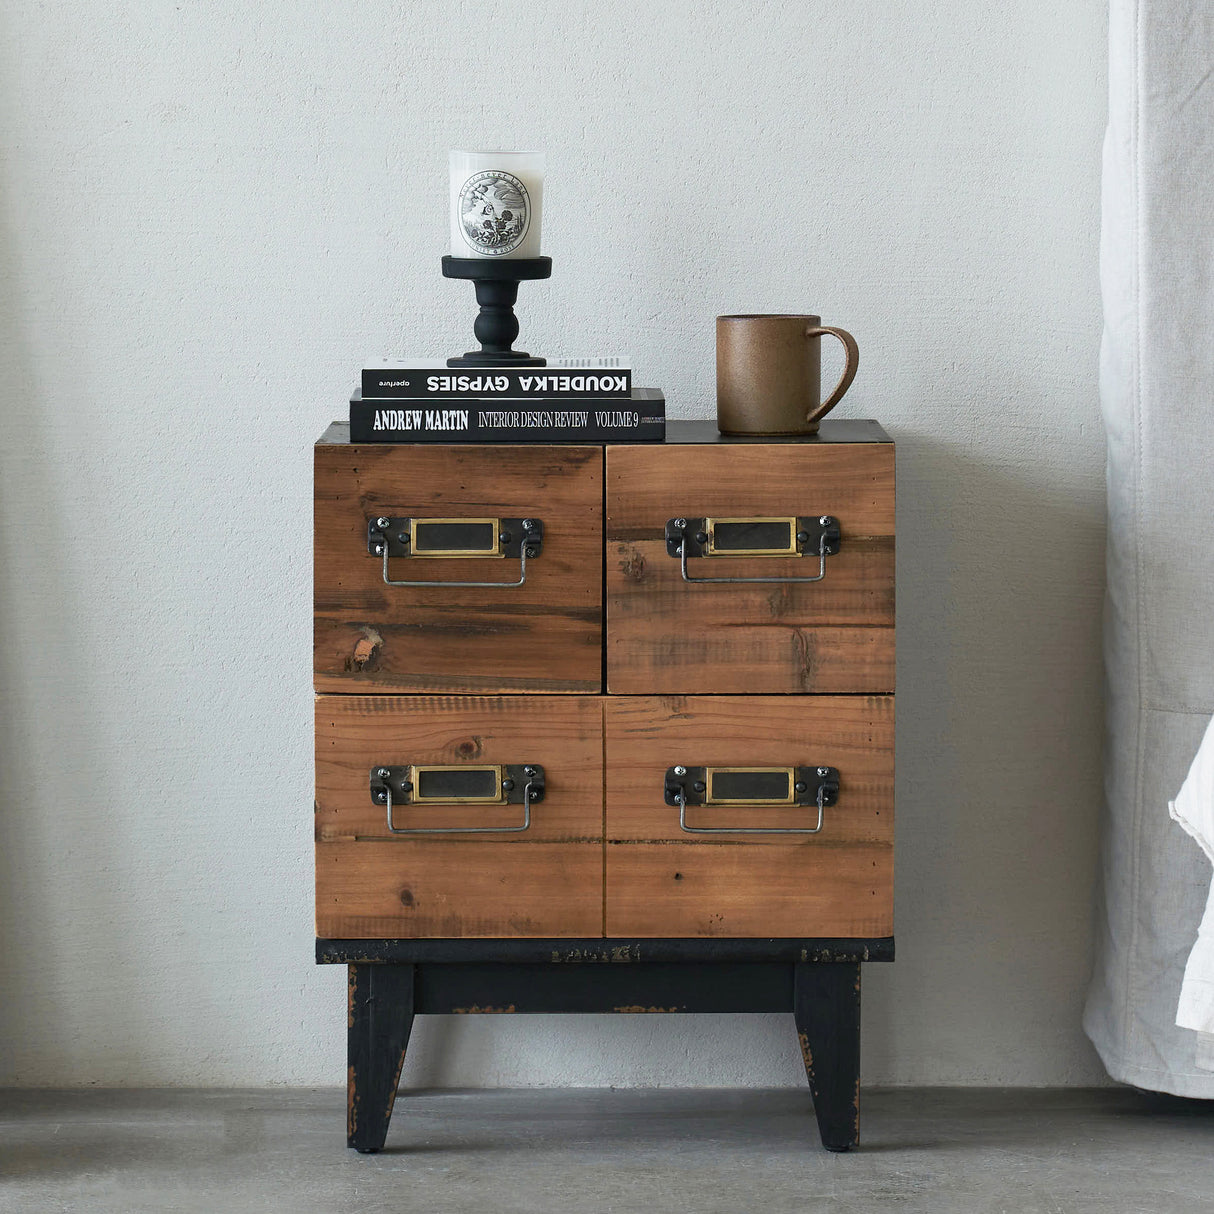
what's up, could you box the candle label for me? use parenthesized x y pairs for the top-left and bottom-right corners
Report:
(457, 170), (530, 256)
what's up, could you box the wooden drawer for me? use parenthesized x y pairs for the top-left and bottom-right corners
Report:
(315, 441), (603, 694)
(606, 441), (894, 693)
(604, 696), (893, 937)
(316, 695), (604, 938)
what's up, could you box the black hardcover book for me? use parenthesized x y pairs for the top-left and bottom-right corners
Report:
(362, 359), (631, 399)
(350, 388), (664, 443)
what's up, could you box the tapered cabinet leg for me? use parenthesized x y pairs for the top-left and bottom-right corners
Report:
(348, 963), (415, 1152)
(793, 961), (861, 1152)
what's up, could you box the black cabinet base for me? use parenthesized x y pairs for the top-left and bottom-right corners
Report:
(329, 938), (892, 1154)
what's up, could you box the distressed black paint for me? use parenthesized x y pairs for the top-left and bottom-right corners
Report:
(319, 937), (894, 966)
(347, 963), (415, 1153)
(794, 961), (862, 1152)
(340, 947), (874, 1153)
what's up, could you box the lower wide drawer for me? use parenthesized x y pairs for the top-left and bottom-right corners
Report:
(605, 696), (894, 938)
(315, 695), (604, 939)
(315, 693), (893, 940)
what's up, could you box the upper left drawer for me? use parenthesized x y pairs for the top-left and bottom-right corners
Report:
(315, 440), (603, 693)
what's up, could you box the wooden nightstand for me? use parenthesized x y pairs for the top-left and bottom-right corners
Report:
(314, 419), (894, 1152)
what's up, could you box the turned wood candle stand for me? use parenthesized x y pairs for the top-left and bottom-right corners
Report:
(441, 255), (551, 367)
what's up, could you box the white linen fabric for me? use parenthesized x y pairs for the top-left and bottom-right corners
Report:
(1083, 0), (1214, 1094)
(1170, 715), (1214, 1058)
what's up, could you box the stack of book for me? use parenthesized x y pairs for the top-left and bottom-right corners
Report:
(351, 358), (664, 443)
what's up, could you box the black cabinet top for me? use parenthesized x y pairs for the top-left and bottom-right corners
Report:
(316, 418), (891, 446)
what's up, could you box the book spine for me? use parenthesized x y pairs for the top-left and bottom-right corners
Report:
(350, 399), (664, 443)
(361, 368), (633, 399)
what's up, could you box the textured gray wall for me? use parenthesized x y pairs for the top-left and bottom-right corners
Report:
(0, 0), (1108, 1086)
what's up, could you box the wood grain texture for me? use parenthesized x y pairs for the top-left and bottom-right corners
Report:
(605, 696), (893, 938)
(318, 841), (603, 939)
(315, 443), (603, 693)
(316, 695), (604, 939)
(316, 695), (604, 842)
(606, 443), (895, 693)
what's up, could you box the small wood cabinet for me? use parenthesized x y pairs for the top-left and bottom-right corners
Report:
(314, 419), (895, 1153)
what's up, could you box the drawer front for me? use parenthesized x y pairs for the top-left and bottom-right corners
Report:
(316, 695), (604, 938)
(606, 443), (894, 693)
(315, 444), (603, 694)
(605, 696), (893, 937)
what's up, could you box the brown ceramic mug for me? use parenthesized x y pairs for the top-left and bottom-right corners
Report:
(716, 315), (859, 435)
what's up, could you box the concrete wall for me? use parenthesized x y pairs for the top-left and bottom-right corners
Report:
(0, 0), (1109, 1086)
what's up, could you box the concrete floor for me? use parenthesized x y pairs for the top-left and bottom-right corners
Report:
(2, 1088), (1214, 1213)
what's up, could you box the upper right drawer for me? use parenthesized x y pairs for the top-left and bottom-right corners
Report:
(606, 439), (894, 694)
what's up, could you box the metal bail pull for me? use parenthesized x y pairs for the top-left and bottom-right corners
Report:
(369, 764), (544, 835)
(664, 516), (841, 585)
(367, 516), (544, 588)
(666, 764), (839, 834)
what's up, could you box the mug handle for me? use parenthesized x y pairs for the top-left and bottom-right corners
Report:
(804, 326), (859, 426)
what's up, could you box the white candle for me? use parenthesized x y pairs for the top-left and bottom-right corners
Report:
(449, 150), (544, 259)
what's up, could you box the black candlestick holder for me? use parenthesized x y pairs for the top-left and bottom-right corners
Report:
(442, 255), (551, 367)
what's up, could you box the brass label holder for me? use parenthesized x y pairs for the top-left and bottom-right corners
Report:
(664, 765), (839, 835)
(665, 515), (839, 560)
(366, 517), (544, 589)
(368, 517), (543, 560)
(664, 516), (840, 585)
(369, 764), (545, 836)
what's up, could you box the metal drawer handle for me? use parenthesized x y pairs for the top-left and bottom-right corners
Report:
(664, 765), (839, 835)
(367, 516), (543, 588)
(370, 764), (544, 835)
(664, 516), (840, 584)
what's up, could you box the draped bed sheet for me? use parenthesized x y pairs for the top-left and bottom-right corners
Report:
(1083, 0), (1214, 1095)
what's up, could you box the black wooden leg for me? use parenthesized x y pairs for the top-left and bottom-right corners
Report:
(793, 961), (861, 1152)
(348, 963), (415, 1152)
